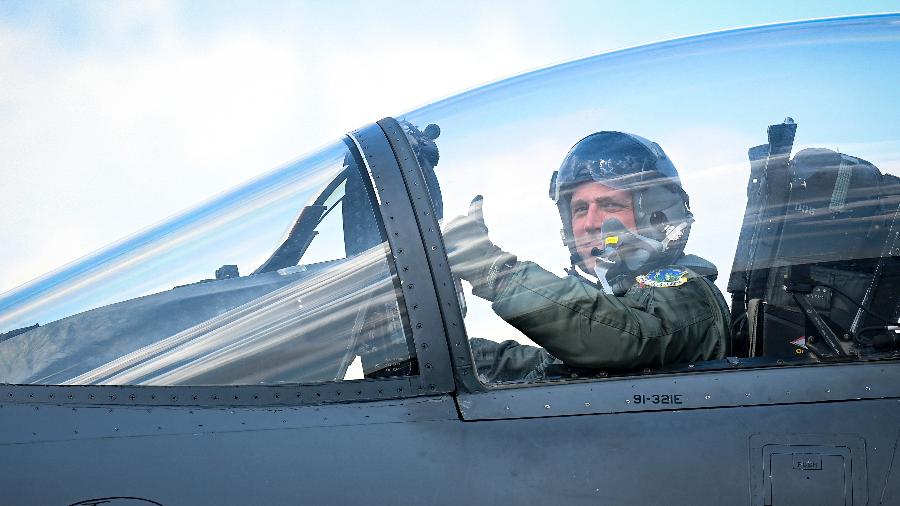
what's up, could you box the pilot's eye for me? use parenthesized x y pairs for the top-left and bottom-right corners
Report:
(603, 202), (628, 212)
(572, 203), (588, 216)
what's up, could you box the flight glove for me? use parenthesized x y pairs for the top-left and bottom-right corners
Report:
(442, 196), (517, 301)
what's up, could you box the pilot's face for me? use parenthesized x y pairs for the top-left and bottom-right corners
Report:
(570, 181), (637, 270)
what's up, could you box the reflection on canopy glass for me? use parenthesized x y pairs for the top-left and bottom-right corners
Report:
(0, 142), (415, 385)
(402, 15), (900, 383)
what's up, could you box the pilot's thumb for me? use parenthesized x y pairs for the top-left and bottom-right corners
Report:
(468, 195), (485, 226)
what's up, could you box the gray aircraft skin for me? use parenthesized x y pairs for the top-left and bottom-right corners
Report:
(3, 15), (900, 506)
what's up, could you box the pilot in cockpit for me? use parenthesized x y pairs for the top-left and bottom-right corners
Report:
(443, 131), (731, 382)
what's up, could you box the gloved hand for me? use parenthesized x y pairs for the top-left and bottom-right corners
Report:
(442, 195), (517, 301)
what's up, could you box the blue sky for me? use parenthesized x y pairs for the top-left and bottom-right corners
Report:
(2, 1), (899, 293)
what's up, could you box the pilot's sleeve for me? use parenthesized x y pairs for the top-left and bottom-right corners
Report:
(468, 337), (558, 382)
(488, 261), (728, 369)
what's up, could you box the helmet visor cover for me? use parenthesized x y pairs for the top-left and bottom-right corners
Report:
(550, 131), (681, 202)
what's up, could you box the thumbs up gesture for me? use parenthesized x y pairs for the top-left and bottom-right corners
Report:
(442, 196), (517, 301)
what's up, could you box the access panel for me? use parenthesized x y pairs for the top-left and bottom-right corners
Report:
(750, 434), (867, 506)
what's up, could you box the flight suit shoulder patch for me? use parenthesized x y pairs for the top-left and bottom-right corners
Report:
(635, 267), (689, 288)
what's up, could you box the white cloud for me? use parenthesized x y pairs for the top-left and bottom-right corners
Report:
(0, 24), (311, 293)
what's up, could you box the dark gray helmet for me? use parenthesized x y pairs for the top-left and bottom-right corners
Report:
(549, 131), (693, 273)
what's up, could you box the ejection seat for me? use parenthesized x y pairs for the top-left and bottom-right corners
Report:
(727, 118), (900, 362)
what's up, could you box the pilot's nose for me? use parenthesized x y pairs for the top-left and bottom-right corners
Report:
(585, 205), (607, 234)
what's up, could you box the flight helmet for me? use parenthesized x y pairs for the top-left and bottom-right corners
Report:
(549, 131), (693, 277)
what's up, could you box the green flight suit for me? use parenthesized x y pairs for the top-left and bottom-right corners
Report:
(470, 254), (730, 381)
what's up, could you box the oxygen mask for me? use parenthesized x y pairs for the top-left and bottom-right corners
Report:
(590, 218), (666, 294)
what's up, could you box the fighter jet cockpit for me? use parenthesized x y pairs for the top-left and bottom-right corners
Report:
(403, 112), (900, 384)
(1, 15), (899, 391)
(393, 15), (900, 384)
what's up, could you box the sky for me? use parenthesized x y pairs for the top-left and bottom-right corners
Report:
(2, 0), (900, 295)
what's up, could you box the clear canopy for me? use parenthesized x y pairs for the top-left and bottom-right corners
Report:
(2, 15), (899, 386)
